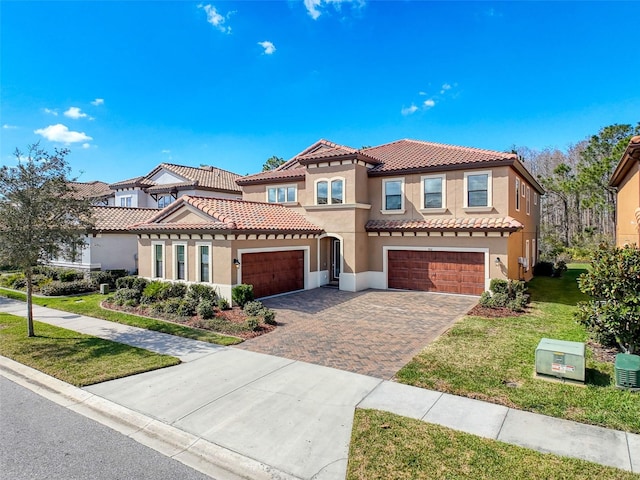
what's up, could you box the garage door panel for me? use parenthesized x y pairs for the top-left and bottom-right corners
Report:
(242, 250), (304, 298)
(388, 250), (484, 295)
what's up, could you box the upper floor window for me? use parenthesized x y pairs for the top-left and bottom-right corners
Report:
(534, 192), (538, 205)
(526, 186), (531, 215)
(120, 196), (132, 207)
(382, 178), (404, 212)
(464, 171), (492, 208)
(315, 178), (344, 205)
(422, 174), (445, 210)
(267, 185), (296, 203)
(158, 195), (173, 209)
(515, 178), (521, 211)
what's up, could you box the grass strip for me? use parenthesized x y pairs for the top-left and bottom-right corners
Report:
(0, 288), (242, 346)
(396, 265), (640, 433)
(0, 312), (180, 386)
(347, 409), (638, 480)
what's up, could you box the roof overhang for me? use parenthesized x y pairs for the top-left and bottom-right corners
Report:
(610, 136), (640, 187)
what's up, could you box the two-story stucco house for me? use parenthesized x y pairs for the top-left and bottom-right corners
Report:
(132, 139), (544, 303)
(109, 163), (242, 208)
(610, 136), (640, 247)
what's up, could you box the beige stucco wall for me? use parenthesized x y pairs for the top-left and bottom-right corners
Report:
(616, 165), (640, 247)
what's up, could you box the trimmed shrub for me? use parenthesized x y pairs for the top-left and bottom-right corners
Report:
(150, 302), (166, 316)
(90, 271), (116, 289)
(162, 282), (187, 300)
(197, 300), (215, 319)
(552, 260), (567, 277)
(217, 297), (230, 310)
(59, 269), (84, 282)
(232, 284), (254, 308)
(245, 316), (260, 331)
(116, 276), (139, 290)
(187, 283), (217, 303)
(478, 291), (493, 308)
(177, 298), (198, 317)
(243, 300), (264, 317)
(507, 293), (528, 312)
(263, 309), (276, 325)
(39, 280), (95, 296)
(533, 261), (554, 276)
(489, 279), (509, 295)
(112, 288), (141, 306)
(141, 281), (166, 304)
(163, 298), (182, 315)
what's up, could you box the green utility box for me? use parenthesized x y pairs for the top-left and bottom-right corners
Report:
(614, 353), (640, 390)
(535, 338), (585, 383)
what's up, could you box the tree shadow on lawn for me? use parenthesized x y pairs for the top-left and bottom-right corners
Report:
(585, 367), (611, 387)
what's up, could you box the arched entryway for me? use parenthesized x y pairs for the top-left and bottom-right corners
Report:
(318, 234), (343, 288)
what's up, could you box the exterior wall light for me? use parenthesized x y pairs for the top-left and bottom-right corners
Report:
(233, 258), (241, 269)
(495, 257), (501, 265)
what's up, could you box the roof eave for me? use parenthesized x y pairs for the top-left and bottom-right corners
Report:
(236, 173), (306, 186)
(610, 137), (640, 187)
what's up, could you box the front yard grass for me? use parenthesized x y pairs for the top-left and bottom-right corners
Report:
(0, 288), (242, 346)
(347, 409), (638, 480)
(396, 264), (640, 433)
(0, 312), (180, 386)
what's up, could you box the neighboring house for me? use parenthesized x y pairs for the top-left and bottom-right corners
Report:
(610, 135), (640, 247)
(68, 181), (115, 206)
(109, 163), (242, 208)
(132, 138), (544, 302)
(49, 206), (158, 273)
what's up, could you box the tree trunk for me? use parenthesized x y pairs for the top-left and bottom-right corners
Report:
(26, 268), (35, 337)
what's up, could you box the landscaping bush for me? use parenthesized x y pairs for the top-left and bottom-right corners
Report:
(163, 298), (182, 315)
(245, 316), (260, 331)
(232, 284), (254, 308)
(162, 282), (187, 300)
(489, 279), (508, 294)
(39, 280), (95, 296)
(217, 297), (230, 310)
(150, 302), (166, 316)
(90, 271), (117, 289)
(533, 261), (554, 276)
(141, 281), (166, 304)
(263, 308), (276, 325)
(552, 260), (567, 277)
(243, 300), (265, 317)
(187, 283), (217, 303)
(58, 269), (84, 282)
(112, 288), (141, 306)
(197, 300), (215, 319)
(116, 275), (148, 293)
(177, 298), (198, 317)
(1, 273), (26, 289)
(479, 280), (528, 312)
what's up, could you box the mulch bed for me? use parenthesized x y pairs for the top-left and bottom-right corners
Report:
(587, 340), (619, 364)
(466, 304), (526, 318)
(102, 301), (276, 339)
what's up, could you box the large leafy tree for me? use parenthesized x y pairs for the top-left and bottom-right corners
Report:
(575, 244), (640, 354)
(0, 144), (93, 336)
(262, 155), (285, 171)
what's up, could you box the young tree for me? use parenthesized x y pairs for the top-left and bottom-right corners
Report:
(0, 144), (93, 336)
(575, 244), (640, 354)
(262, 155), (285, 171)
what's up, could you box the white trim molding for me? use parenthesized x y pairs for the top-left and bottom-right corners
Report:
(381, 177), (405, 214)
(463, 170), (493, 209)
(151, 241), (165, 279)
(420, 173), (447, 211)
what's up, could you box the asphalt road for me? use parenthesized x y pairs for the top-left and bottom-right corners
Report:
(0, 376), (215, 480)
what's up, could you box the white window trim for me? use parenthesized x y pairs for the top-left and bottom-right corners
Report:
(521, 183), (526, 197)
(157, 194), (173, 209)
(525, 240), (530, 271)
(173, 242), (188, 281)
(420, 173), (447, 212)
(381, 177), (405, 214)
(266, 184), (297, 204)
(534, 192), (538, 205)
(314, 177), (346, 206)
(526, 186), (531, 215)
(463, 170), (493, 211)
(120, 195), (133, 207)
(196, 241), (212, 283)
(532, 239), (536, 267)
(515, 177), (520, 211)
(151, 241), (165, 279)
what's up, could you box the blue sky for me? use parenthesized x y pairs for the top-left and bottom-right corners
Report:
(1, 1), (639, 183)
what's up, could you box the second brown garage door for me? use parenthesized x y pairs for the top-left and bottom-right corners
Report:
(241, 250), (304, 298)
(388, 250), (485, 295)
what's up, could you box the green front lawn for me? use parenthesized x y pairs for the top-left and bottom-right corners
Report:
(0, 312), (180, 386)
(396, 264), (640, 433)
(0, 288), (242, 346)
(347, 409), (638, 480)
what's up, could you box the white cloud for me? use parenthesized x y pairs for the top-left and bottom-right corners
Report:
(64, 107), (89, 119)
(423, 99), (436, 109)
(304, 0), (365, 20)
(198, 4), (232, 33)
(440, 83), (451, 94)
(258, 41), (276, 55)
(34, 124), (93, 144)
(2, 124), (17, 129)
(44, 108), (58, 116)
(401, 104), (419, 116)
(91, 98), (104, 106)
(82, 143), (91, 149)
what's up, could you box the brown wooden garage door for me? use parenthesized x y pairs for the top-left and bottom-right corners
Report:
(241, 250), (304, 298)
(388, 250), (484, 295)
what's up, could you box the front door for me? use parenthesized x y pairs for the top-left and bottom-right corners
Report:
(330, 238), (341, 283)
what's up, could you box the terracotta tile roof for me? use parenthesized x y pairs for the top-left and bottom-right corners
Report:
(91, 206), (159, 232)
(110, 163), (242, 193)
(236, 167), (306, 185)
(365, 216), (523, 232)
(130, 195), (323, 234)
(364, 139), (518, 174)
(68, 181), (114, 200)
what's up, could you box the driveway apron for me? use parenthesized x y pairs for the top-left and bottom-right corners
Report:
(235, 289), (478, 379)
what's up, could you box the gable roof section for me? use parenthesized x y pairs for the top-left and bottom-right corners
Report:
(130, 195), (323, 234)
(610, 136), (640, 187)
(91, 206), (158, 232)
(110, 163), (242, 194)
(365, 216), (523, 233)
(68, 181), (114, 200)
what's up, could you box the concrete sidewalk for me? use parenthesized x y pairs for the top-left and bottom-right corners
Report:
(1, 296), (638, 479)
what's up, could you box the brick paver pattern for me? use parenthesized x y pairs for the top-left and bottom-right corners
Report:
(234, 288), (478, 379)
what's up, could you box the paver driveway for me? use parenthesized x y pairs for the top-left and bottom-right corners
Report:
(235, 288), (478, 379)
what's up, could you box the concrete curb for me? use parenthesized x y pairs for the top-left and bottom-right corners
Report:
(0, 356), (302, 480)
